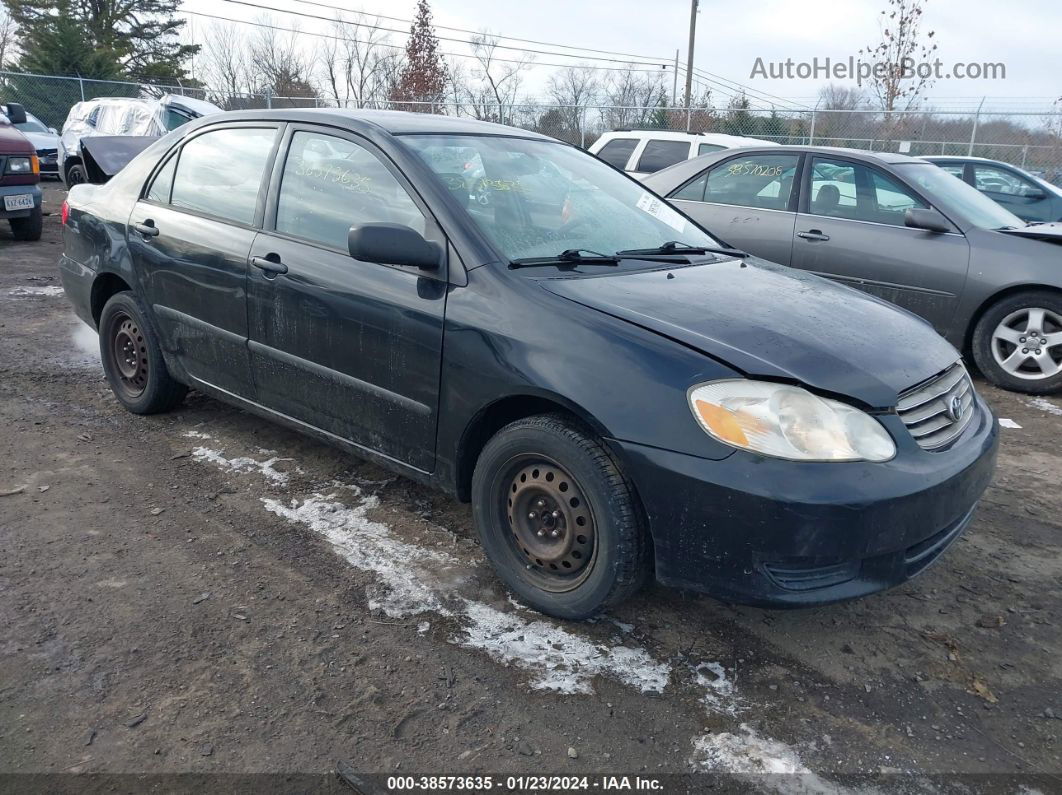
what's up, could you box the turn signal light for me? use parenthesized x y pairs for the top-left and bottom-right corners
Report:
(60, 200), (69, 225)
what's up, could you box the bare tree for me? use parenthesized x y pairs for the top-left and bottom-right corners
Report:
(546, 65), (599, 145)
(248, 18), (318, 106)
(197, 23), (251, 108)
(467, 32), (533, 123)
(0, 6), (16, 69)
(601, 65), (668, 129)
(319, 14), (396, 109)
(859, 0), (938, 111)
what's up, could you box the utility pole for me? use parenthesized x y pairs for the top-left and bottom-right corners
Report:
(672, 49), (680, 106)
(684, 0), (698, 107)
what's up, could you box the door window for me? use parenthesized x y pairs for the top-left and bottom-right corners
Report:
(275, 130), (426, 250)
(809, 157), (926, 226)
(937, 163), (966, 179)
(634, 140), (691, 173)
(671, 171), (709, 201)
(170, 127), (277, 225)
(145, 155), (177, 203)
(697, 143), (726, 156)
(595, 138), (638, 169)
(972, 165), (1038, 197)
(701, 154), (799, 210)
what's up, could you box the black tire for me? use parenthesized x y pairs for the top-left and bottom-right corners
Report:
(99, 292), (187, 414)
(9, 207), (43, 241)
(971, 290), (1062, 394)
(66, 163), (87, 187)
(471, 413), (649, 619)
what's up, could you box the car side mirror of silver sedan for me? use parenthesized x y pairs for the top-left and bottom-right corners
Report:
(905, 208), (952, 234)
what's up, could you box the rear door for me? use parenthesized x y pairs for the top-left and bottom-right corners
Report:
(790, 155), (970, 333)
(128, 123), (281, 396)
(246, 124), (447, 472)
(632, 139), (694, 177)
(593, 137), (640, 171)
(665, 151), (801, 265)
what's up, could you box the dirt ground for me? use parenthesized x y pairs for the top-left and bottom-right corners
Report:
(1, 184), (1060, 792)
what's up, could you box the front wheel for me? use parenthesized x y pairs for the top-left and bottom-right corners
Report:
(972, 291), (1062, 394)
(471, 414), (649, 619)
(65, 163), (87, 187)
(99, 292), (187, 414)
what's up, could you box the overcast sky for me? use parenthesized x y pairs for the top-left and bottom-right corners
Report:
(182, 0), (1062, 111)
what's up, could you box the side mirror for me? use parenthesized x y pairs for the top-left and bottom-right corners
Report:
(348, 223), (442, 270)
(5, 102), (27, 126)
(905, 207), (952, 234)
(1022, 186), (1047, 200)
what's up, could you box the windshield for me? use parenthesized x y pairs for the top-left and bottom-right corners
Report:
(402, 134), (720, 260)
(898, 162), (1025, 230)
(15, 115), (49, 134)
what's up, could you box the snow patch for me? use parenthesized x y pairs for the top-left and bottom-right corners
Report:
(455, 600), (670, 695)
(1026, 397), (1062, 416)
(693, 661), (742, 716)
(192, 447), (297, 485)
(183, 430), (213, 440)
(5, 286), (65, 297)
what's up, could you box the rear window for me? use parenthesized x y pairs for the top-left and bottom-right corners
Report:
(635, 140), (691, 173)
(595, 138), (638, 169)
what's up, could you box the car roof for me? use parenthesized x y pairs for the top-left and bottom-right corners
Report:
(204, 108), (555, 140)
(714, 144), (928, 164)
(595, 129), (771, 144)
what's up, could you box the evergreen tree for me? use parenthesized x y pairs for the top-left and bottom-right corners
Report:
(648, 95), (669, 129)
(390, 0), (446, 111)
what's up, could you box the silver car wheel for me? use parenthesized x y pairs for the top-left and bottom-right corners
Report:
(991, 307), (1062, 380)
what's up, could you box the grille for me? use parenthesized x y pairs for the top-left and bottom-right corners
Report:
(896, 362), (975, 450)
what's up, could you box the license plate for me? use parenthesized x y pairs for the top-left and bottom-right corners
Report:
(3, 194), (34, 211)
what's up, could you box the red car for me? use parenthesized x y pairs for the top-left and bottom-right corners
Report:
(0, 102), (43, 241)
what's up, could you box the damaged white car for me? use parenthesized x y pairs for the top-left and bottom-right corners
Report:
(59, 94), (221, 186)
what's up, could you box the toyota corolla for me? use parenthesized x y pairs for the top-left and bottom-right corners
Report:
(58, 110), (998, 619)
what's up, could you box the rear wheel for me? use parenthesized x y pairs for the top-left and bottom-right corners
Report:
(66, 163), (87, 187)
(9, 207), (42, 241)
(99, 292), (187, 414)
(972, 291), (1062, 394)
(471, 414), (649, 619)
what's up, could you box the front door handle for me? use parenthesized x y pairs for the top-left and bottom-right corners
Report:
(797, 230), (830, 241)
(133, 221), (159, 237)
(251, 255), (288, 275)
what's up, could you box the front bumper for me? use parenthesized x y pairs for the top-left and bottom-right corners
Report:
(0, 183), (42, 219)
(614, 394), (999, 607)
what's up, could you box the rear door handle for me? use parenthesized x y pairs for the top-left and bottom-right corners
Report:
(797, 230), (830, 241)
(133, 221), (159, 237)
(251, 255), (288, 275)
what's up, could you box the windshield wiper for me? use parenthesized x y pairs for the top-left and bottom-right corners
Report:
(616, 240), (750, 259)
(510, 248), (621, 269)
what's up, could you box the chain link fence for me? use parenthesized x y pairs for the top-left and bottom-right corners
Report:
(3, 69), (1061, 184)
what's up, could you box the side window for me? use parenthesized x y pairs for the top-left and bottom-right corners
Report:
(703, 154), (800, 210)
(809, 157), (926, 226)
(973, 165), (1033, 196)
(596, 138), (638, 169)
(671, 171), (708, 201)
(697, 143), (726, 156)
(145, 155), (177, 203)
(170, 127), (276, 225)
(276, 130), (426, 251)
(938, 163), (966, 179)
(635, 140), (691, 173)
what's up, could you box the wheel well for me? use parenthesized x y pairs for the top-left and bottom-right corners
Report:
(91, 273), (132, 326)
(63, 156), (82, 177)
(964, 284), (1062, 354)
(455, 395), (601, 502)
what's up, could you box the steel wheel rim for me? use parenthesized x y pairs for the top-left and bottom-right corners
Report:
(991, 307), (1062, 380)
(109, 311), (149, 398)
(68, 168), (84, 186)
(500, 455), (597, 592)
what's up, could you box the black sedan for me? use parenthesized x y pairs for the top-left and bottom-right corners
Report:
(644, 146), (1062, 394)
(58, 110), (998, 618)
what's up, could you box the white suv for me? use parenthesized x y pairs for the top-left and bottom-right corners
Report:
(588, 130), (778, 179)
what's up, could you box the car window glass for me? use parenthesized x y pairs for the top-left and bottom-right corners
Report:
(596, 138), (638, 169)
(671, 171), (708, 201)
(973, 165), (1035, 196)
(635, 140), (691, 173)
(170, 127), (276, 225)
(276, 130), (425, 250)
(697, 143), (725, 156)
(938, 163), (965, 179)
(146, 155), (177, 203)
(703, 154), (800, 210)
(810, 157), (926, 226)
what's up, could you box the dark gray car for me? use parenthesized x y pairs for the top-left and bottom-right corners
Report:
(924, 156), (1062, 224)
(643, 146), (1062, 394)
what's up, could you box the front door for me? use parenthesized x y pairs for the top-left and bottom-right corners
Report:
(128, 123), (280, 396)
(246, 125), (447, 472)
(666, 151), (802, 265)
(790, 155), (971, 335)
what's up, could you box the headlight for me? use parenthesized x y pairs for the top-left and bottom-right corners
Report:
(688, 380), (896, 462)
(5, 156), (37, 175)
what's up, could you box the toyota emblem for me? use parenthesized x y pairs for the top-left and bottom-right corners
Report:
(946, 395), (963, 422)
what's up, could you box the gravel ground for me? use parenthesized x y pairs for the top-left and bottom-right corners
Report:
(1, 184), (1060, 792)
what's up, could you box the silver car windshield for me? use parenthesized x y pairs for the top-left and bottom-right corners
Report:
(897, 162), (1026, 230)
(403, 134), (721, 260)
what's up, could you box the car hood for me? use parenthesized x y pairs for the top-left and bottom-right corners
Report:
(999, 222), (1062, 245)
(20, 130), (59, 151)
(539, 258), (960, 408)
(0, 122), (34, 154)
